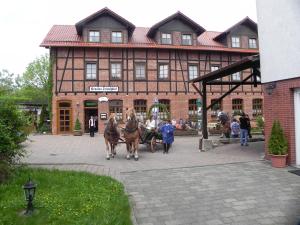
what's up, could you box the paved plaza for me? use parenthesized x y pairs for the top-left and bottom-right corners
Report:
(23, 134), (300, 225)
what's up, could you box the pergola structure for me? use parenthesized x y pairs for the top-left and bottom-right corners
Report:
(190, 54), (261, 139)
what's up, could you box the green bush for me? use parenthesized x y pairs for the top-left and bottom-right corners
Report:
(268, 120), (288, 155)
(256, 116), (265, 130)
(74, 118), (81, 131)
(0, 100), (29, 182)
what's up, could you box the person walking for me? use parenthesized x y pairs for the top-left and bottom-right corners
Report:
(245, 114), (252, 138)
(239, 112), (249, 146)
(230, 118), (240, 138)
(89, 116), (96, 137)
(159, 120), (175, 154)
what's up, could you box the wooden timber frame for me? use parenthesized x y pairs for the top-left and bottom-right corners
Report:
(189, 54), (261, 139)
(52, 47), (261, 95)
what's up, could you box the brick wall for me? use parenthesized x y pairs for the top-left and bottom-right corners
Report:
(52, 47), (263, 135)
(263, 77), (300, 165)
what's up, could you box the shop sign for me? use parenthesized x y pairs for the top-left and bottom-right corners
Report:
(90, 87), (118, 92)
(84, 101), (98, 107)
(100, 113), (108, 120)
(98, 97), (109, 102)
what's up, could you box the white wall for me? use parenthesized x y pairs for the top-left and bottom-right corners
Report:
(256, 0), (300, 83)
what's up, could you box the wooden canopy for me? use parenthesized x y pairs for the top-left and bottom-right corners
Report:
(189, 54), (261, 139)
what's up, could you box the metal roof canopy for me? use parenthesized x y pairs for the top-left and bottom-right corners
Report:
(189, 54), (261, 139)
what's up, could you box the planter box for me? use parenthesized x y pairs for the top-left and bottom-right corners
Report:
(271, 154), (287, 168)
(73, 130), (83, 136)
(174, 129), (198, 136)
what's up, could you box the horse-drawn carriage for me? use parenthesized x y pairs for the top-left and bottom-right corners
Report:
(104, 103), (170, 160)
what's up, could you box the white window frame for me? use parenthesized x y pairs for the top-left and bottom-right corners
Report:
(249, 38), (257, 48)
(111, 63), (122, 79)
(188, 65), (198, 80)
(161, 33), (172, 45)
(159, 64), (169, 79)
(231, 36), (240, 48)
(111, 31), (122, 43)
(85, 63), (97, 80)
(88, 31), (100, 42)
(182, 34), (192, 45)
(135, 63), (146, 79)
(232, 72), (241, 81)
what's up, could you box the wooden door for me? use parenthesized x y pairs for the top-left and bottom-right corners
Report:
(58, 102), (72, 133)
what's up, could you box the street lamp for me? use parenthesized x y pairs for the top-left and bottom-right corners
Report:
(23, 178), (37, 215)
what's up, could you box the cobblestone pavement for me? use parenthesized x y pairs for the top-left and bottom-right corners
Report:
(23, 134), (300, 225)
(23, 134), (265, 173)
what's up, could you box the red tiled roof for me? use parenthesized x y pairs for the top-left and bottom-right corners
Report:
(41, 25), (258, 53)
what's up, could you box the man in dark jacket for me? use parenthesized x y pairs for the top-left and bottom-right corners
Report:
(239, 112), (249, 146)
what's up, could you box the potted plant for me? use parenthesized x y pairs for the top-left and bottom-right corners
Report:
(268, 120), (288, 168)
(256, 115), (265, 135)
(73, 118), (82, 136)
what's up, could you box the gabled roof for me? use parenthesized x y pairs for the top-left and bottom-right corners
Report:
(75, 7), (135, 36)
(213, 17), (257, 41)
(40, 25), (259, 54)
(147, 11), (206, 38)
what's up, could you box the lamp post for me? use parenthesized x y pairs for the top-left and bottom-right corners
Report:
(23, 178), (37, 215)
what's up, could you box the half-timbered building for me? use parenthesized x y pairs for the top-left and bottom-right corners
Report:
(41, 7), (262, 134)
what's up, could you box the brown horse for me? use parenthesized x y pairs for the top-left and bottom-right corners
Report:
(123, 108), (140, 160)
(104, 114), (120, 160)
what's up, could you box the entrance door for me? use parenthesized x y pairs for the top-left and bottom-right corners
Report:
(294, 89), (300, 166)
(84, 100), (98, 133)
(58, 102), (72, 133)
(84, 108), (98, 132)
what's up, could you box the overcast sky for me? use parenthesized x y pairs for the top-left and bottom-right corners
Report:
(0, 0), (257, 75)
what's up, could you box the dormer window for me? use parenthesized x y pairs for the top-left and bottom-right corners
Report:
(249, 38), (257, 48)
(182, 34), (192, 45)
(89, 31), (100, 42)
(231, 36), (240, 48)
(112, 31), (122, 43)
(161, 33), (172, 45)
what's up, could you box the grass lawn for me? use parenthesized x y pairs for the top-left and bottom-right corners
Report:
(0, 167), (132, 225)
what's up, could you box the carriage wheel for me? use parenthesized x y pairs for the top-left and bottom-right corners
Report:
(150, 136), (157, 152)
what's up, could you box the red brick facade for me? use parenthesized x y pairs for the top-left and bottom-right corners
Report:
(263, 77), (300, 165)
(51, 47), (263, 134)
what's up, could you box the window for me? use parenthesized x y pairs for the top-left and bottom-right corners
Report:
(161, 33), (172, 44)
(89, 31), (100, 42)
(188, 65), (198, 80)
(158, 99), (170, 120)
(182, 34), (192, 45)
(109, 100), (123, 121)
(111, 63), (122, 79)
(188, 99), (197, 121)
(232, 72), (241, 81)
(111, 31), (122, 43)
(135, 63), (146, 79)
(85, 63), (97, 80)
(134, 100), (147, 122)
(231, 36), (240, 48)
(249, 38), (257, 48)
(158, 64), (169, 79)
(252, 99), (263, 116)
(232, 99), (243, 113)
(211, 66), (219, 72)
(211, 99), (222, 117)
(211, 66), (220, 80)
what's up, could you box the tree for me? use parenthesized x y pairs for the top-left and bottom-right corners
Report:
(0, 69), (15, 96)
(17, 54), (49, 104)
